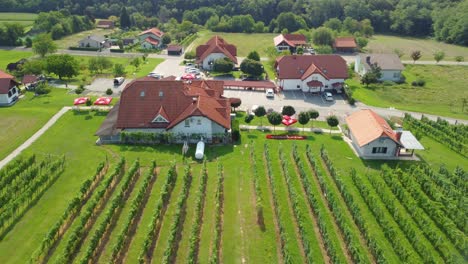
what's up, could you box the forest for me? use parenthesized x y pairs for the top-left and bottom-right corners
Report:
(0, 0), (467, 46)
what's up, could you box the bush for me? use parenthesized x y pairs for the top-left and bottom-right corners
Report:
(244, 114), (254, 123)
(382, 80), (394, 86)
(412, 79), (425, 87)
(106, 88), (113, 95)
(110, 49), (124, 53)
(232, 120), (240, 142)
(213, 57), (234, 73)
(69, 46), (100, 51)
(35, 83), (51, 95)
(184, 51), (195, 60)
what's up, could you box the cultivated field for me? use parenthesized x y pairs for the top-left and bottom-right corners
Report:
(188, 30), (277, 57)
(348, 64), (468, 119)
(0, 12), (37, 29)
(367, 34), (468, 61)
(0, 103), (466, 264)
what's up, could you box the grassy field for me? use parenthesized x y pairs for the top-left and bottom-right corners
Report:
(0, 50), (33, 70)
(367, 34), (468, 61)
(348, 64), (468, 119)
(0, 12), (36, 27)
(236, 111), (339, 130)
(54, 28), (116, 49)
(188, 30), (277, 57)
(0, 93), (465, 263)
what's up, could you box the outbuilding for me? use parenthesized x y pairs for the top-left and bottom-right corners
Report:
(0, 70), (20, 106)
(167, 45), (183, 56)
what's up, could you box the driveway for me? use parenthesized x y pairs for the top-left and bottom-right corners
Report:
(85, 78), (133, 95)
(151, 55), (185, 77)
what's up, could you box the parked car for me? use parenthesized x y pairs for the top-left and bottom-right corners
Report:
(323, 92), (334, 101)
(113, 77), (125, 86)
(185, 68), (200, 74)
(265, 88), (274, 98)
(185, 62), (194, 67)
(147, 72), (164, 79)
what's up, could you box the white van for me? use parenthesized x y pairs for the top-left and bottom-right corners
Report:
(113, 77), (125, 86)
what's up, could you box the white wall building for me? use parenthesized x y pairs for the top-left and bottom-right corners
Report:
(355, 54), (404, 81)
(0, 70), (19, 106)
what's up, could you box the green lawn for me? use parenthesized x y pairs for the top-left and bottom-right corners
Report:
(0, 12), (36, 27)
(367, 34), (468, 61)
(54, 28), (116, 49)
(349, 65), (468, 119)
(188, 30), (277, 57)
(0, 50), (33, 70)
(236, 111), (340, 130)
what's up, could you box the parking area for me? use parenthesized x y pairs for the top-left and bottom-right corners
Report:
(85, 78), (133, 94)
(223, 89), (349, 113)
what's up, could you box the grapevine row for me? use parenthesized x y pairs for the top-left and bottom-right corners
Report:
(209, 163), (224, 264)
(248, 141), (264, 227)
(380, 166), (462, 262)
(161, 165), (192, 264)
(297, 144), (370, 264)
(279, 146), (336, 264)
(366, 170), (443, 263)
(137, 164), (177, 264)
(0, 156), (65, 240)
(394, 167), (466, 252)
(29, 161), (108, 264)
(54, 158), (126, 263)
(77, 159), (141, 264)
(262, 144), (293, 263)
(439, 166), (467, 194)
(0, 154), (36, 190)
(350, 169), (420, 262)
(318, 146), (388, 263)
(109, 161), (157, 264)
(187, 161), (208, 264)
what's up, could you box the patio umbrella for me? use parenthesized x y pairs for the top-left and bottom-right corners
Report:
(73, 97), (90, 105)
(181, 73), (196, 80)
(94, 97), (113, 105)
(282, 115), (297, 126)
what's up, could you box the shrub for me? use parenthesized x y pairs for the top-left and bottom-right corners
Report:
(35, 82), (51, 95)
(417, 79), (425, 86)
(244, 115), (254, 123)
(232, 120), (240, 142)
(184, 51), (195, 60)
(106, 88), (113, 95)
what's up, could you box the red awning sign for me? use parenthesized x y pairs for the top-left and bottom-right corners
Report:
(266, 134), (307, 140)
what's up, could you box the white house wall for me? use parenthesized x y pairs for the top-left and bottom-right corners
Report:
(0, 94), (9, 104)
(279, 76), (345, 92)
(361, 136), (398, 157)
(202, 53), (228, 70)
(380, 70), (401, 81)
(79, 39), (100, 48)
(0, 87), (18, 105)
(171, 116), (218, 138)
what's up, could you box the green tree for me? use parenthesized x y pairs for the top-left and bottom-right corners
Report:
(361, 63), (381, 87)
(120, 7), (131, 29)
(411, 50), (422, 64)
(254, 106), (267, 126)
(32, 33), (57, 57)
(131, 57), (141, 70)
(240, 59), (263, 77)
(162, 35), (171, 45)
(267, 111), (282, 132)
(324, 18), (342, 31)
(307, 109), (319, 128)
(326, 115), (339, 134)
(0, 23), (25, 46)
(89, 57), (113, 74)
(298, 112), (309, 131)
(230, 98), (241, 112)
(247, 51), (260, 61)
(276, 12), (307, 32)
(113, 63), (126, 77)
(315, 45), (333, 54)
(281, 105), (296, 116)
(313, 27), (334, 46)
(21, 59), (46, 75)
(46, 54), (79, 80)
(433, 51), (445, 63)
(213, 58), (234, 73)
(24, 37), (33, 48)
(356, 37), (368, 51)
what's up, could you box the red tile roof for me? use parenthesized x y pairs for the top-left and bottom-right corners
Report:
(22, 74), (39, 84)
(196, 36), (237, 64)
(275, 55), (348, 80)
(274, 34), (307, 47)
(345, 109), (401, 147)
(96, 20), (114, 28)
(139, 28), (164, 38)
(333, 37), (357, 49)
(143, 37), (160, 46)
(116, 79), (230, 130)
(167, 45), (183, 52)
(0, 70), (18, 94)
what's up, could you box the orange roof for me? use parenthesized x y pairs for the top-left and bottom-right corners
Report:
(334, 37), (357, 48)
(139, 28), (164, 38)
(196, 36), (237, 64)
(345, 109), (400, 147)
(0, 70), (18, 94)
(144, 37), (160, 46)
(274, 34), (307, 47)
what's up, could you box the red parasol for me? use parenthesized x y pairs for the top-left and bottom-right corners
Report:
(282, 115), (297, 126)
(73, 97), (90, 105)
(94, 97), (113, 105)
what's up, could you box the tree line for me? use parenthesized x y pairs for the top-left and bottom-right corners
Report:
(0, 0), (466, 45)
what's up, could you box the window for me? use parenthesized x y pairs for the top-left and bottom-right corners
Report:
(372, 147), (387, 154)
(197, 119), (202, 125)
(296, 85), (300, 88)
(8, 91), (12, 97)
(184, 119), (190, 127)
(393, 72), (400, 78)
(152, 115), (168, 123)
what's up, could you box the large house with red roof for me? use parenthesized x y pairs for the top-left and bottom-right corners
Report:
(333, 37), (357, 53)
(138, 28), (164, 49)
(346, 109), (424, 159)
(0, 70), (20, 106)
(273, 34), (307, 53)
(96, 79), (231, 144)
(275, 55), (348, 93)
(196, 36), (237, 70)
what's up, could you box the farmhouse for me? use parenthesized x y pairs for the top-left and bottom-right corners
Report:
(22, 74), (44, 90)
(355, 54), (405, 81)
(333, 37), (357, 53)
(346, 109), (424, 159)
(138, 28), (164, 49)
(273, 34), (307, 53)
(0, 70), (20, 106)
(196, 36), (237, 70)
(275, 55), (348, 93)
(96, 79), (231, 144)
(79, 35), (110, 49)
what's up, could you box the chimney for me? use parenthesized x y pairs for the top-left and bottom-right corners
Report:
(366, 56), (371, 64)
(395, 125), (403, 140)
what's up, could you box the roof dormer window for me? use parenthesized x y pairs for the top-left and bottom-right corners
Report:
(152, 114), (168, 123)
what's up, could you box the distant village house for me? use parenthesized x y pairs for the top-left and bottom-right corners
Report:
(138, 28), (164, 49)
(355, 54), (405, 81)
(0, 70), (20, 106)
(333, 37), (357, 53)
(273, 34), (307, 53)
(196, 36), (237, 70)
(79, 35), (110, 49)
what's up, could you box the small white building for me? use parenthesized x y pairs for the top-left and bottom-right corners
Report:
(355, 54), (404, 81)
(79, 35), (109, 49)
(275, 55), (348, 93)
(273, 34), (307, 53)
(196, 36), (237, 70)
(138, 28), (164, 49)
(0, 70), (19, 106)
(346, 109), (424, 159)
